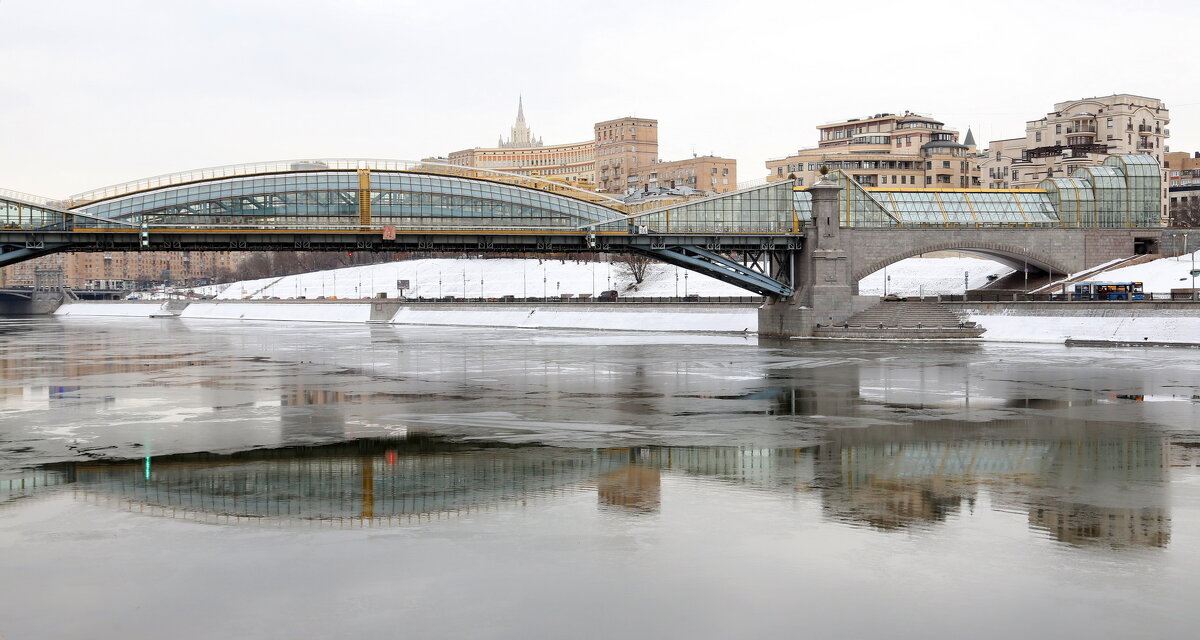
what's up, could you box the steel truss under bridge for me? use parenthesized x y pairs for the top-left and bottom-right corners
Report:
(642, 245), (793, 297)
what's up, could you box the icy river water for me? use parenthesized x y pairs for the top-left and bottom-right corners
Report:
(3, 317), (1200, 639)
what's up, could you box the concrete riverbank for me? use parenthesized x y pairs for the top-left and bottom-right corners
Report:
(50, 299), (1200, 344)
(53, 300), (761, 333)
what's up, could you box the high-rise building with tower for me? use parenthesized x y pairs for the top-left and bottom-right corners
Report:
(442, 99), (736, 195)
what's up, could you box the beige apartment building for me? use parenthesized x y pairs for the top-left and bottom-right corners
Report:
(627, 155), (736, 193)
(765, 112), (979, 189)
(1165, 151), (1200, 226)
(979, 94), (1170, 220)
(0, 251), (249, 290)
(1165, 151), (1200, 188)
(443, 100), (735, 196)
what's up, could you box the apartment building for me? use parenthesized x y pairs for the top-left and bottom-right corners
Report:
(765, 112), (979, 189)
(979, 94), (1170, 220)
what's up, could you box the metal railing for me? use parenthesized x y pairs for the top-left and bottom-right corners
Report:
(938, 292), (1200, 302)
(815, 323), (977, 330)
(238, 296), (765, 304)
(0, 188), (61, 207)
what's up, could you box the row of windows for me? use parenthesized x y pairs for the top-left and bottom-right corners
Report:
(82, 173), (622, 225)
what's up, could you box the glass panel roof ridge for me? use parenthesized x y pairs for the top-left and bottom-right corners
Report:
(826, 171), (901, 226)
(63, 159), (628, 211)
(73, 168), (624, 225)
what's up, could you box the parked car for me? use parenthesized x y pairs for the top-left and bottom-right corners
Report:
(598, 290), (619, 302)
(682, 294), (700, 302)
(882, 294), (908, 302)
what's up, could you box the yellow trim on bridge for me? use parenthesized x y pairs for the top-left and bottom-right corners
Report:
(69, 228), (797, 236)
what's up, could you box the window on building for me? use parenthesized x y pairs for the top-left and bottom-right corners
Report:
(1036, 132), (1042, 142)
(1013, 172), (1019, 182)
(942, 161), (950, 169)
(937, 175), (951, 184)
(1056, 124), (1062, 134)
(1107, 117), (1113, 128)
(722, 168), (729, 176)
(776, 167), (783, 176)
(712, 168), (718, 175)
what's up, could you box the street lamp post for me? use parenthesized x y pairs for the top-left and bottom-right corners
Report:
(1186, 233), (1194, 300)
(1190, 232), (1196, 301)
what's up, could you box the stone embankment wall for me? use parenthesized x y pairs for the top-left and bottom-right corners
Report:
(52, 300), (760, 333)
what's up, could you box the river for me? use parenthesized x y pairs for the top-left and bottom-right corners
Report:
(2, 317), (1199, 638)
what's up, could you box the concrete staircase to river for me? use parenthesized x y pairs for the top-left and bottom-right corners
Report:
(813, 301), (985, 339)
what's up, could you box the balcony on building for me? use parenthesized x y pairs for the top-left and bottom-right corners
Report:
(920, 139), (967, 158)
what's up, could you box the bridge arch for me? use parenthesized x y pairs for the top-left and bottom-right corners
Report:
(852, 241), (1072, 284)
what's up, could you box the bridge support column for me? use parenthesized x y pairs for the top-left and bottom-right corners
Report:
(759, 176), (854, 337)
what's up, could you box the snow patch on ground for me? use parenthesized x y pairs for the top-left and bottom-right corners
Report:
(1081, 250), (1200, 294)
(191, 258), (753, 301)
(859, 257), (1012, 296)
(192, 255), (1011, 301)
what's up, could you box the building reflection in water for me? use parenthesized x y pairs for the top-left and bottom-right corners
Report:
(0, 428), (1175, 548)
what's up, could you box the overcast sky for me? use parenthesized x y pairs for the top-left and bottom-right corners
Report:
(2, 0), (1197, 196)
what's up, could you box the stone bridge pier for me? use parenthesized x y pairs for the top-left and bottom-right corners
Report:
(759, 179), (1164, 337)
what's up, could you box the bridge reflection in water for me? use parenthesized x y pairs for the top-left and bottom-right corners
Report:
(2, 429), (1173, 548)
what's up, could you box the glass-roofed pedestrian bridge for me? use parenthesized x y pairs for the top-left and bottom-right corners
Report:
(0, 154), (1164, 296)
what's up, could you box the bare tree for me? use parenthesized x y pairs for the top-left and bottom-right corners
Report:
(236, 254), (272, 280)
(614, 252), (655, 285)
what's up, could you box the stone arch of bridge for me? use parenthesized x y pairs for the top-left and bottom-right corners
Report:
(852, 242), (1072, 283)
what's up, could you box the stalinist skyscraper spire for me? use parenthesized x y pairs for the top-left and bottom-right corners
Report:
(499, 96), (543, 148)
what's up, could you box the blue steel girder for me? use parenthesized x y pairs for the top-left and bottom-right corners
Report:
(645, 245), (792, 297)
(0, 242), (74, 268)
